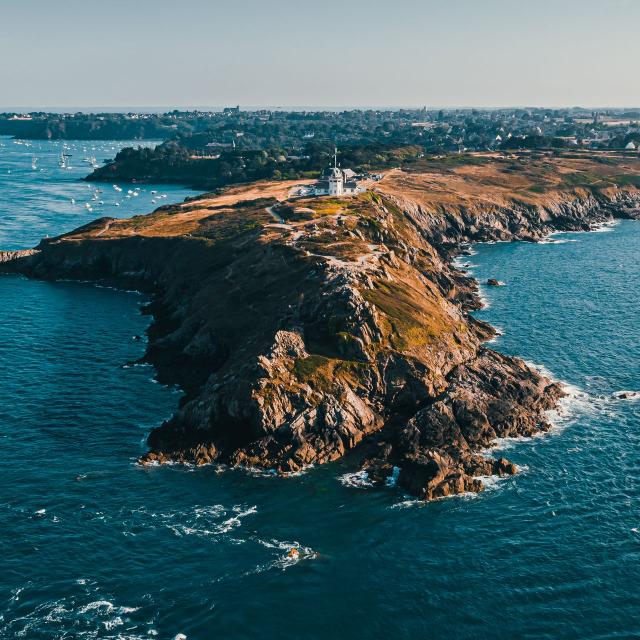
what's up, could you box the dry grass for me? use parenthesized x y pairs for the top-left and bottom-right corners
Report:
(377, 152), (640, 211)
(58, 151), (640, 245)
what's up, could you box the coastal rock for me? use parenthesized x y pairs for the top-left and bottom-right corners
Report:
(398, 451), (484, 500)
(493, 457), (518, 476)
(0, 249), (39, 263)
(5, 160), (636, 500)
(613, 390), (640, 401)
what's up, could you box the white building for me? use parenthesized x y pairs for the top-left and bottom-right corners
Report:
(313, 148), (363, 196)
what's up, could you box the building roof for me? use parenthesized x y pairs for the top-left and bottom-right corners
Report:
(323, 167), (343, 179)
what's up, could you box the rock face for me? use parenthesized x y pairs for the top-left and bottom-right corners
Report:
(0, 249), (39, 263)
(389, 349), (561, 498)
(4, 158), (640, 500)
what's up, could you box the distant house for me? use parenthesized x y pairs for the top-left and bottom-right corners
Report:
(625, 141), (637, 150)
(205, 141), (235, 150)
(313, 148), (364, 197)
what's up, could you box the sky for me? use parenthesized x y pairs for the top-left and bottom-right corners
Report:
(1, 0), (639, 109)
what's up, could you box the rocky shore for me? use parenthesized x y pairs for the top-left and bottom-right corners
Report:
(0, 249), (39, 263)
(3, 155), (639, 500)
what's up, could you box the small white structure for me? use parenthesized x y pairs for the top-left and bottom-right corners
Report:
(625, 141), (637, 150)
(313, 148), (363, 197)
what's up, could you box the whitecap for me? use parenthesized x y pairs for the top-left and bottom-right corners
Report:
(390, 499), (424, 509)
(477, 474), (509, 491)
(338, 469), (373, 488)
(119, 606), (140, 614)
(538, 237), (578, 245)
(253, 538), (317, 572)
(215, 505), (258, 534)
(229, 465), (278, 478)
(103, 616), (124, 630)
(484, 325), (504, 344)
(591, 220), (620, 233)
(522, 359), (557, 380)
(612, 390), (640, 401)
(78, 600), (114, 614)
(281, 465), (314, 477)
(385, 466), (400, 487)
(477, 290), (491, 309)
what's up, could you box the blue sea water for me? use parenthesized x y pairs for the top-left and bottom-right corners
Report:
(0, 136), (198, 250)
(1, 139), (640, 639)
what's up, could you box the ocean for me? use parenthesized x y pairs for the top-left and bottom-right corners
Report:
(1, 137), (639, 639)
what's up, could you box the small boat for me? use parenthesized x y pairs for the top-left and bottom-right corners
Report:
(59, 152), (71, 169)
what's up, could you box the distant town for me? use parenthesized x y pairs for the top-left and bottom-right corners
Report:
(2, 107), (639, 191)
(1, 106), (639, 151)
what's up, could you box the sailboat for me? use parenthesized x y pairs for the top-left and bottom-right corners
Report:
(59, 152), (72, 169)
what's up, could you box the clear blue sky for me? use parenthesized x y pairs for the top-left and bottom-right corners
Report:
(1, 0), (638, 109)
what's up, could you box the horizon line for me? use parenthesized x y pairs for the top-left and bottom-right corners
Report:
(2, 104), (640, 113)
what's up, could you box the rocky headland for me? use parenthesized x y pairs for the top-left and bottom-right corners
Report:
(3, 152), (640, 500)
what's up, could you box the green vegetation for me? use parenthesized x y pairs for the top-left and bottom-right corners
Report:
(87, 141), (427, 190)
(293, 355), (368, 392)
(363, 279), (452, 353)
(613, 174), (640, 187)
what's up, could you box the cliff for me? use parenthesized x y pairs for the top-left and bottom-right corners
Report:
(4, 153), (640, 500)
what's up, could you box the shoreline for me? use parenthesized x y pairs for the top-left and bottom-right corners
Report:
(2, 159), (639, 500)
